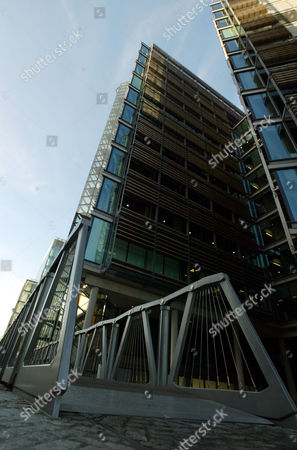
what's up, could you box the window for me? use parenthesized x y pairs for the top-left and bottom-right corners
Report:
(260, 124), (297, 160)
(161, 174), (185, 195)
(216, 18), (230, 27)
(85, 218), (110, 265)
(276, 169), (297, 222)
(131, 75), (142, 90)
(113, 238), (128, 261)
(163, 148), (185, 166)
(189, 223), (213, 244)
(96, 178), (119, 214)
(220, 27), (238, 38)
(135, 63), (144, 76)
(138, 53), (147, 65)
(245, 93), (277, 120)
(253, 189), (276, 217)
(115, 123), (132, 147)
(214, 10), (225, 18)
(224, 39), (242, 52)
(140, 44), (149, 55)
(127, 243), (146, 267)
(236, 70), (263, 90)
(121, 104), (136, 124)
(241, 148), (261, 173)
(216, 235), (238, 254)
(158, 208), (187, 233)
(246, 166), (268, 193)
(127, 88), (139, 105)
(211, 3), (222, 11)
(164, 256), (180, 279)
(259, 215), (284, 246)
(107, 147), (126, 176)
(229, 53), (251, 69)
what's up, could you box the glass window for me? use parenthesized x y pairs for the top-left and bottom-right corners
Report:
(107, 147), (126, 176)
(211, 3), (222, 11)
(155, 253), (164, 274)
(113, 238), (128, 261)
(259, 215), (284, 246)
(135, 63), (144, 76)
(131, 75), (142, 90)
(241, 148), (261, 173)
(276, 169), (297, 222)
(115, 123), (131, 147)
(164, 256), (180, 279)
(236, 70), (263, 90)
(214, 10), (225, 18)
(246, 166), (268, 193)
(127, 243), (146, 267)
(220, 27), (237, 38)
(229, 53), (251, 69)
(85, 218), (110, 264)
(224, 39), (242, 52)
(138, 53), (147, 65)
(121, 104), (136, 124)
(216, 18), (230, 27)
(127, 89), (139, 107)
(260, 124), (297, 160)
(97, 178), (119, 214)
(253, 188), (276, 217)
(245, 94), (277, 119)
(140, 44), (149, 55)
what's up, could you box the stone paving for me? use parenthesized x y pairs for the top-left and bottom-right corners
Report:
(0, 383), (296, 449)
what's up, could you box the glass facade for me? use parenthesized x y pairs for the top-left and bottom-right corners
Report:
(260, 125), (297, 160)
(127, 88), (139, 105)
(131, 74), (142, 90)
(121, 104), (137, 124)
(96, 177), (119, 214)
(276, 169), (297, 222)
(85, 218), (111, 264)
(107, 147), (126, 176)
(236, 70), (263, 90)
(245, 93), (277, 119)
(115, 123), (132, 147)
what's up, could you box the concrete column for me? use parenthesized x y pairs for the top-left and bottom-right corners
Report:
(170, 309), (178, 367)
(279, 338), (297, 403)
(83, 287), (99, 329)
(233, 326), (245, 390)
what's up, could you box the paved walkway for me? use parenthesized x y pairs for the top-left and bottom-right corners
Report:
(0, 383), (296, 449)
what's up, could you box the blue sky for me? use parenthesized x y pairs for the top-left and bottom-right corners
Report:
(0, 0), (241, 336)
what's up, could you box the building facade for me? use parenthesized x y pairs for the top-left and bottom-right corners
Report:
(37, 237), (65, 281)
(210, 0), (297, 399)
(5, 279), (37, 331)
(77, 43), (266, 325)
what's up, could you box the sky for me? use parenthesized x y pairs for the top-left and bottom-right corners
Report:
(0, 0), (241, 337)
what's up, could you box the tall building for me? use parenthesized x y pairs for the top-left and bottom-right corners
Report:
(5, 279), (37, 331)
(210, 0), (297, 399)
(37, 237), (65, 281)
(2, 43), (296, 425)
(76, 43), (267, 323)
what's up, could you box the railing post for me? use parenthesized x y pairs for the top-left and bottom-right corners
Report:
(170, 308), (179, 367)
(157, 305), (170, 386)
(168, 290), (195, 385)
(107, 323), (120, 379)
(142, 310), (157, 385)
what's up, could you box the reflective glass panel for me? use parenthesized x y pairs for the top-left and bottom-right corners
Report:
(135, 63), (144, 76)
(245, 94), (277, 119)
(211, 3), (222, 10)
(138, 53), (147, 65)
(97, 178), (119, 213)
(236, 70), (263, 90)
(107, 147), (126, 176)
(131, 75), (142, 90)
(224, 39), (242, 52)
(121, 104), (136, 124)
(276, 169), (297, 221)
(164, 256), (180, 280)
(140, 44), (149, 55)
(127, 88), (139, 105)
(220, 27), (237, 38)
(260, 124), (297, 159)
(85, 218), (110, 264)
(230, 53), (251, 69)
(113, 238), (128, 261)
(115, 123), (131, 147)
(214, 10), (224, 18)
(217, 18), (230, 27)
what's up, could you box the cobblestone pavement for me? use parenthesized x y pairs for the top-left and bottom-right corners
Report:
(0, 384), (296, 449)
